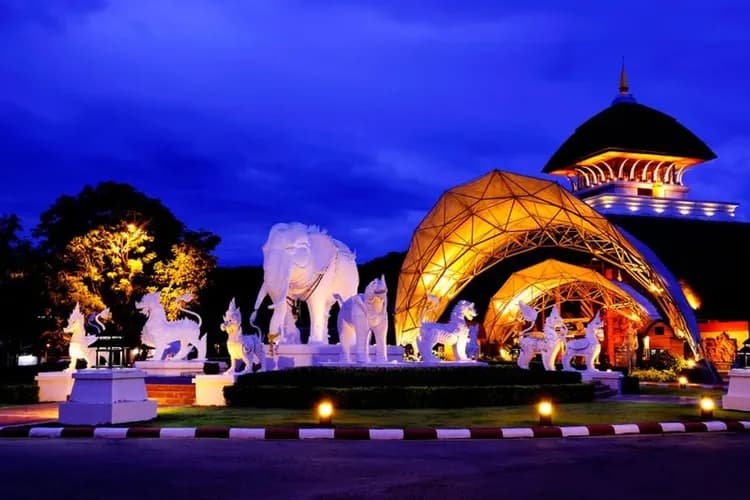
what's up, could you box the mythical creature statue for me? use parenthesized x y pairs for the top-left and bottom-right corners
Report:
(250, 222), (359, 345)
(136, 291), (206, 361)
(336, 275), (389, 363)
(517, 303), (567, 371)
(562, 310), (604, 372)
(64, 303), (104, 372)
(416, 299), (478, 363)
(221, 298), (265, 374)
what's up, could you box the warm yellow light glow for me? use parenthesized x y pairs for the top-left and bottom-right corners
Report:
(318, 401), (334, 419)
(700, 397), (715, 412)
(687, 359), (696, 369)
(127, 223), (137, 232)
(582, 151), (702, 168)
(538, 401), (553, 416)
(678, 376), (688, 387)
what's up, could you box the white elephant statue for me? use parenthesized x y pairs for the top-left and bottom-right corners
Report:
(336, 275), (389, 363)
(250, 222), (359, 345)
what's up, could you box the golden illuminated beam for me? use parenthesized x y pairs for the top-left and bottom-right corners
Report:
(394, 170), (700, 356)
(482, 259), (653, 345)
(549, 151), (704, 175)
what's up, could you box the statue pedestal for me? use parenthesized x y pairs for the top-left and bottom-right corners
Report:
(134, 360), (206, 377)
(265, 344), (404, 370)
(35, 372), (74, 402)
(722, 369), (750, 411)
(193, 373), (235, 406)
(581, 370), (623, 393)
(58, 368), (157, 425)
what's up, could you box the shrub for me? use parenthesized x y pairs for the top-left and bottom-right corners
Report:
(630, 368), (677, 382)
(621, 376), (640, 394)
(0, 384), (39, 404)
(647, 351), (681, 371)
(234, 365), (582, 388)
(224, 383), (595, 409)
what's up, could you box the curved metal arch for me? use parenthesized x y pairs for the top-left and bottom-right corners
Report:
(395, 170), (701, 356)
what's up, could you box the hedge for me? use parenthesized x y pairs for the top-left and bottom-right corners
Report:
(0, 384), (39, 404)
(234, 365), (582, 388)
(224, 383), (595, 409)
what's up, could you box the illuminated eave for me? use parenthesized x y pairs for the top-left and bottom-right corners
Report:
(548, 151), (705, 176)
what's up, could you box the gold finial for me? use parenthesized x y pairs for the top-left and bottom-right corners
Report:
(619, 58), (629, 94)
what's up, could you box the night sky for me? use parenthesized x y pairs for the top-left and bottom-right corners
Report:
(2, 1), (749, 266)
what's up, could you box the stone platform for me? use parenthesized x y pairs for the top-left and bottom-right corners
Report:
(722, 368), (750, 411)
(134, 359), (206, 377)
(35, 371), (74, 402)
(264, 344), (404, 370)
(58, 368), (157, 425)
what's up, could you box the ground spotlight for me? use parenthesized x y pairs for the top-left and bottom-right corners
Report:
(678, 376), (688, 388)
(699, 397), (715, 419)
(538, 400), (553, 426)
(317, 400), (334, 426)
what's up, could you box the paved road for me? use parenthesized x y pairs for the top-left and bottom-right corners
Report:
(1, 433), (747, 499)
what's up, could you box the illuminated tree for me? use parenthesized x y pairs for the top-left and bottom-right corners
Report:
(56, 221), (156, 313)
(36, 182), (219, 343)
(150, 242), (216, 320)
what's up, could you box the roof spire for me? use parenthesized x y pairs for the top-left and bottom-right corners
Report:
(619, 57), (629, 94)
(612, 57), (636, 105)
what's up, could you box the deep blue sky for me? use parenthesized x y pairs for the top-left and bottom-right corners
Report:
(2, 1), (749, 266)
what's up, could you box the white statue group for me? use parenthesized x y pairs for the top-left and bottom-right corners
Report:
(516, 301), (604, 373)
(63, 221), (483, 374)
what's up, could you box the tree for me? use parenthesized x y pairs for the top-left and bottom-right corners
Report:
(0, 214), (44, 365)
(35, 183), (220, 346)
(150, 242), (216, 320)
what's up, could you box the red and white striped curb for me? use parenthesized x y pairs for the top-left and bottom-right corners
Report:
(1, 421), (749, 439)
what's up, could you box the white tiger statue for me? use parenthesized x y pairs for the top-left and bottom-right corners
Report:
(517, 303), (567, 371)
(64, 303), (102, 372)
(336, 275), (389, 363)
(416, 299), (477, 363)
(221, 298), (265, 374)
(136, 291), (206, 361)
(562, 310), (604, 372)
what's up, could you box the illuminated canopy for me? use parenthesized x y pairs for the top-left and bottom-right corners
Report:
(482, 259), (659, 345)
(395, 170), (700, 354)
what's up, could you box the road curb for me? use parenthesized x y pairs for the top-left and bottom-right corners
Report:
(2, 420), (749, 440)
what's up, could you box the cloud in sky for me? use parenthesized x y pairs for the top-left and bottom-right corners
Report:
(1, 1), (749, 265)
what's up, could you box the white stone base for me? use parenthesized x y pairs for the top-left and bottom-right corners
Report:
(264, 344), (404, 371)
(134, 359), (206, 377)
(193, 373), (235, 406)
(580, 370), (623, 393)
(722, 369), (750, 411)
(35, 372), (74, 402)
(58, 368), (157, 425)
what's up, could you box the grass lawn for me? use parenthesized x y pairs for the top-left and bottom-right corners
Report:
(638, 386), (727, 398)
(154, 402), (750, 428)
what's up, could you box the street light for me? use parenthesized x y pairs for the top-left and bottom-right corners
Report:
(538, 401), (553, 426)
(700, 397), (715, 419)
(317, 400), (334, 426)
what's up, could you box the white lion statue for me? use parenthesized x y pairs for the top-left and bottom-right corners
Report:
(64, 303), (102, 372)
(517, 303), (568, 371)
(136, 291), (206, 361)
(562, 310), (604, 372)
(336, 275), (389, 363)
(416, 299), (478, 363)
(221, 298), (265, 374)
